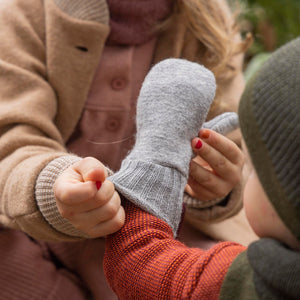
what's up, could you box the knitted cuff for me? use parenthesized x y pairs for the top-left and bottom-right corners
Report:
(109, 159), (186, 236)
(35, 155), (90, 238)
(184, 181), (243, 223)
(183, 193), (226, 209)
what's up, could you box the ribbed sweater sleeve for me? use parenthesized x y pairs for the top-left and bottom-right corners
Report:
(35, 155), (90, 238)
(104, 200), (246, 299)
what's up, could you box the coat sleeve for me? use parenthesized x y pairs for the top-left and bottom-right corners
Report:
(0, 0), (108, 241)
(0, 0), (73, 240)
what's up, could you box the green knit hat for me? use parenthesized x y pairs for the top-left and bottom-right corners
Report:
(239, 37), (300, 242)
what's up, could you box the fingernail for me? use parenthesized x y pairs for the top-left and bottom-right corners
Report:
(195, 140), (202, 149)
(201, 129), (210, 139)
(96, 181), (102, 190)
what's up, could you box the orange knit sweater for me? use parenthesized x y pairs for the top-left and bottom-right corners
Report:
(104, 201), (246, 299)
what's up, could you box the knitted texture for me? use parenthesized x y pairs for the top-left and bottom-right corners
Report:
(239, 37), (300, 241)
(203, 112), (239, 136)
(105, 201), (246, 299)
(184, 182), (243, 223)
(0, 226), (87, 299)
(35, 155), (89, 238)
(109, 58), (217, 235)
(54, 0), (109, 24)
(248, 238), (300, 299)
(106, 0), (173, 45)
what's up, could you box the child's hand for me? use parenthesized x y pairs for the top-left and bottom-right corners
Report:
(53, 157), (125, 237)
(185, 129), (244, 201)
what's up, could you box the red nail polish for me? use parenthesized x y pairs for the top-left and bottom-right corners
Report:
(195, 140), (202, 149)
(96, 181), (102, 190)
(201, 130), (210, 139)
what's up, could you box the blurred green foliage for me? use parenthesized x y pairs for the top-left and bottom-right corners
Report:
(237, 0), (300, 56)
(232, 0), (299, 80)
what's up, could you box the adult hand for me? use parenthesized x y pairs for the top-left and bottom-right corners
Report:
(53, 157), (125, 237)
(185, 129), (244, 201)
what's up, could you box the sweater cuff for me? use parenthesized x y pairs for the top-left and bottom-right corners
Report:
(35, 155), (90, 238)
(108, 159), (187, 236)
(183, 181), (243, 223)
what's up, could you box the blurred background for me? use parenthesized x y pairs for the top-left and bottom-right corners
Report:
(235, 0), (300, 80)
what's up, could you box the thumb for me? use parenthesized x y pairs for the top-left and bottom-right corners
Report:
(75, 157), (107, 184)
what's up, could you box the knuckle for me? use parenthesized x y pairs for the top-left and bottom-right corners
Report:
(99, 181), (115, 201)
(201, 143), (211, 156)
(113, 213), (125, 230)
(214, 157), (227, 170)
(85, 186), (96, 200)
(105, 201), (120, 218)
(104, 180), (115, 194)
(189, 164), (212, 185)
(198, 172), (213, 185)
(59, 191), (71, 204)
(106, 210), (126, 234)
(89, 208), (125, 237)
(57, 189), (73, 205)
(81, 156), (96, 164)
(189, 161), (198, 176)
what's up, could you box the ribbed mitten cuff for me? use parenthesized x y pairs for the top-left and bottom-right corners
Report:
(109, 159), (187, 236)
(35, 155), (90, 238)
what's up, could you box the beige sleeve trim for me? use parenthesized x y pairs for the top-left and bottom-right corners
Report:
(183, 181), (243, 223)
(35, 155), (91, 238)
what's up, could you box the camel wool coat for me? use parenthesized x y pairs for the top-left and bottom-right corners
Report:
(0, 0), (245, 241)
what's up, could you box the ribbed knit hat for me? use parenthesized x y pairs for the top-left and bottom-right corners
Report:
(239, 37), (300, 242)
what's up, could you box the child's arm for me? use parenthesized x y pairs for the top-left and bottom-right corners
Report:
(104, 58), (246, 299)
(104, 200), (246, 299)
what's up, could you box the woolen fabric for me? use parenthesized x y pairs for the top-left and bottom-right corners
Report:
(0, 0), (244, 241)
(239, 37), (300, 241)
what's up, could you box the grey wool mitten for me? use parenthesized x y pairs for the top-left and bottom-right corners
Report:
(203, 112), (238, 136)
(109, 58), (236, 235)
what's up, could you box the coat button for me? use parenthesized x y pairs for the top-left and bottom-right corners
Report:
(106, 119), (120, 131)
(111, 78), (126, 91)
